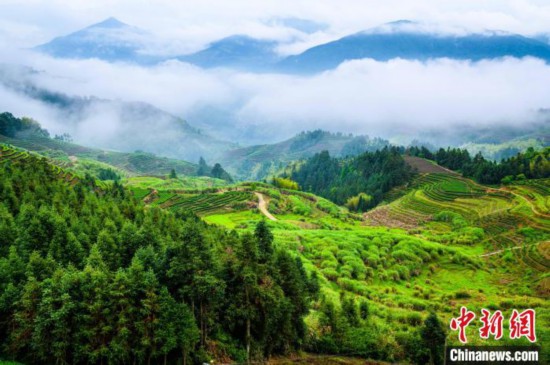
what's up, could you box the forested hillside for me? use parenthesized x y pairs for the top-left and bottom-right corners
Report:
(220, 130), (389, 181)
(0, 148), (317, 365)
(0, 112), (237, 182)
(287, 147), (414, 211)
(407, 146), (550, 183)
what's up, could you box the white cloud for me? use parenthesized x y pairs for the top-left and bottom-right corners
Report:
(235, 57), (550, 138)
(2, 48), (549, 146)
(0, 1), (549, 149)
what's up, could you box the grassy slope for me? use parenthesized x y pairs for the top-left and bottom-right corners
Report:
(0, 134), (197, 176)
(180, 170), (549, 354)
(3, 143), (548, 360)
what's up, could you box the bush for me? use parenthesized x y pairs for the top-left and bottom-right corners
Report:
(454, 291), (471, 299)
(273, 177), (299, 190)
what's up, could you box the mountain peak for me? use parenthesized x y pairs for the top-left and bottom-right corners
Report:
(386, 19), (416, 26)
(88, 17), (128, 29)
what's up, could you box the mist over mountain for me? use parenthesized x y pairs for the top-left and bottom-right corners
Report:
(0, 64), (236, 162)
(278, 20), (550, 73)
(218, 130), (390, 180)
(0, 16), (546, 160)
(33, 18), (550, 73)
(178, 35), (280, 71)
(33, 17), (164, 64)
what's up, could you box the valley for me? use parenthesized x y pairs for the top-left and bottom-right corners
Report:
(2, 3), (550, 364)
(2, 123), (547, 363)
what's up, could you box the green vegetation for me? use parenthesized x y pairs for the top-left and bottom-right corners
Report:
(288, 147), (413, 211)
(462, 137), (545, 161)
(408, 145), (549, 184)
(125, 175), (228, 194)
(0, 147), (317, 365)
(200, 161), (549, 363)
(221, 130), (389, 180)
(1, 113), (548, 364)
(0, 112), (49, 139)
(196, 157), (233, 182)
(273, 177), (300, 190)
(162, 191), (253, 215)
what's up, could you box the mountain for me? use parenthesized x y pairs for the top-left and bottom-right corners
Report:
(34, 17), (160, 64)
(0, 64), (236, 162)
(178, 35), (280, 71)
(34, 18), (550, 74)
(0, 111), (201, 177)
(218, 130), (389, 180)
(278, 20), (550, 73)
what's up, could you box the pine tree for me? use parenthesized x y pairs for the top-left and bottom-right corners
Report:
(420, 312), (446, 365)
(197, 157), (208, 176)
(254, 220), (273, 263)
(211, 163), (224, 179)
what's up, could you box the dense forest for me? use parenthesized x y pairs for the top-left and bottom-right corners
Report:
(0, 112), (49, 139)
(0, 153), (318, 364)
(407, 146), (550, 183)
(287, 147), (414, 211)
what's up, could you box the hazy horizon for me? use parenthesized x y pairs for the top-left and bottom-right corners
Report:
(1, 0), (549, 152)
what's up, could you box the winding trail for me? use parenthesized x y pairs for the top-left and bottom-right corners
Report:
(479, 243), (541, 257)
(255, 192), (277, 221)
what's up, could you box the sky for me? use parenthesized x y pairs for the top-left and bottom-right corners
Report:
(0, 0), (549, 148)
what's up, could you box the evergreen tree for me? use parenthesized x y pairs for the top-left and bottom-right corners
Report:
(197, 157), (209, 176)
(211, 163), (225, 179)
(254, 220), (274, 263)
(420, 312), (446, 365)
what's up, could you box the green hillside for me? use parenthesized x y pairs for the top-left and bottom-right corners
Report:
(1, 112), (548, 364)
(0, 132), (198, 176)
(179, 163), (549, 363)
(0, 146), (317, 365)
(219, 130), (389, 180)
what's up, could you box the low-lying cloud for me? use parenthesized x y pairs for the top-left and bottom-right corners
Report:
(1, 47), (549, 149)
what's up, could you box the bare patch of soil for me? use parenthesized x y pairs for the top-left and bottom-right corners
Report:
(404, 156), (457, 174)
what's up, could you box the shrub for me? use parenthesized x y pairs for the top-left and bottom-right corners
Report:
(454, 291), (471, 299)
(407, 312), (423, 326)
(273, 177), (299, 190)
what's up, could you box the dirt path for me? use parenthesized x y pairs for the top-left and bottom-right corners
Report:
(479, 243), (540, 257)
(255, 192), (277, 221)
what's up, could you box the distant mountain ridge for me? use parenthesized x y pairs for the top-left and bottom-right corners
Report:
(34, 17), (161, 64)
(218, 130), (389, 180)
(178, 35), (280, 71)
(33, 18), (550, 73)
(0, 64), (236, 162)
(278, 20), (550, 72)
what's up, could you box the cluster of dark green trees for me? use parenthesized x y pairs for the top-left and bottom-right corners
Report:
(310, 295), (446, 364)
(0, 154), (317, 364)
(197, 157), (233, 182)
(288, 147), (414, 212)
(407, 146), (550, 184)
(97, 167), (121, 181)
(0, 112), (49, 139)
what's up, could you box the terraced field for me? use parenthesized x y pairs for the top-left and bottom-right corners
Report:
(0, 134), (197, 176)
(364, 170), (550, 282)
(368, 173), (519, 225)
(160, 191), (254, 215)
(1, 144), (80, 184)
